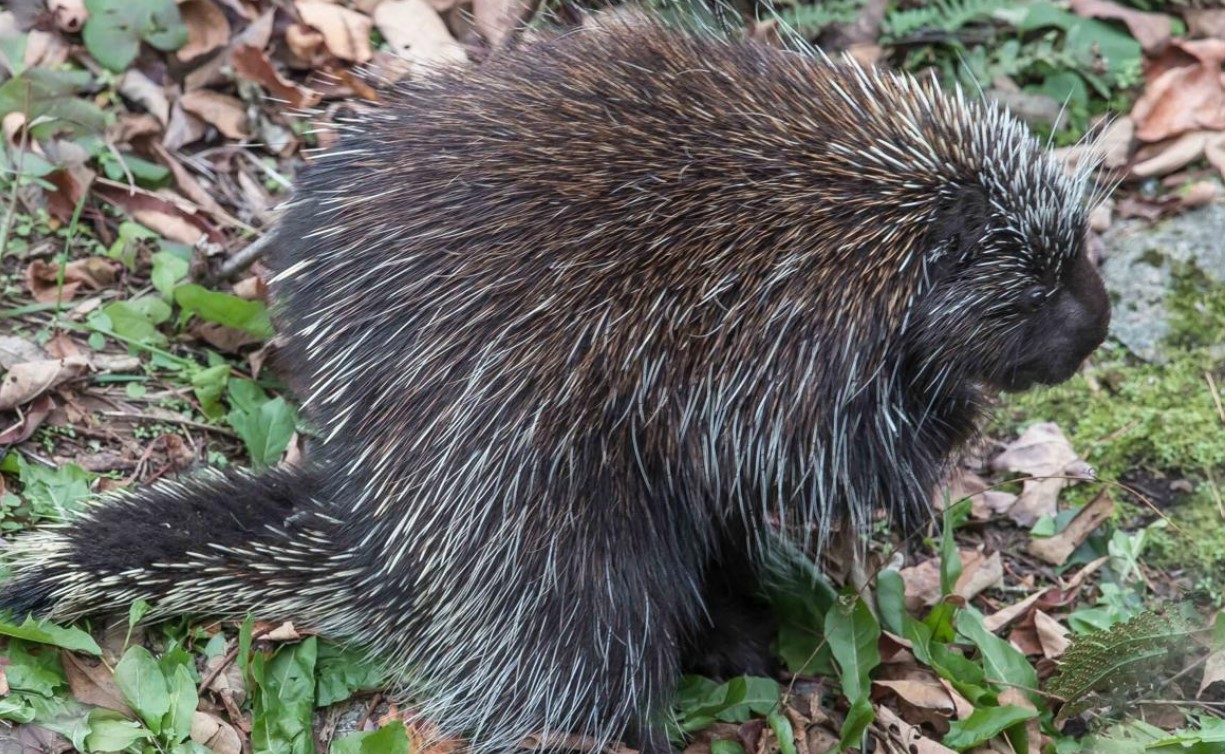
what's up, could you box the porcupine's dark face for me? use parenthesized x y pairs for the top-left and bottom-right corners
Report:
(913, 190), (1111, 394)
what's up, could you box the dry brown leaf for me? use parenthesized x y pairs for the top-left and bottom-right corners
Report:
(285, 22), (327, 64)
(178, 0), (230, 60)
(0, 336), (51, 368)
(1186, 9), (1225, 39)
(1132, 39), (1225, 143)
(26, 257), (120, 304)
(373, 0), (466, 74)
(296, 1), (374, 62)
(93, 181), (222, 244)
(1032, 610), (1071, 659)
(232, 44), (322, 110)
(1181, 181), (1221, 208)
(1132, 130), (1211, 178)
(179, 90), (250, 140)
(874, 678), (956, 716)
(148, 142), (230, 222)
(938, 469), (1017, 521)
(0, 356), (89, 411)
(191, 711), (244, 754)
(136, 208), (208, 244)
(117, 69), (170, 125)
(62, 652), (133, 715)
(1199, 650), (1225, 697)
(0, 393), (54, 445)
(1070, 0), (1170, 53)
(110, 113), (164, 145)
(48, 0), (87, 32)
(473, 0), (538, 47)
(900, 549), (999, 611)
(997, 689), (1044, 753)
(1028, 490), (1114, 566)
(164, 102), (208, 150)
(874, 705), (958, 754)
(983, 588), (1050, 634)
(990, 422), (1093, 527)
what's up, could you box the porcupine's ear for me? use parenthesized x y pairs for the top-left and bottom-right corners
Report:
(924, 185), (992, 267)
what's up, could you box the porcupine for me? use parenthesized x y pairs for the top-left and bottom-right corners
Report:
(2, 21), (1110, 754)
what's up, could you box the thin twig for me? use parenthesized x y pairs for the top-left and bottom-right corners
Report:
(209, 234), (273, 285)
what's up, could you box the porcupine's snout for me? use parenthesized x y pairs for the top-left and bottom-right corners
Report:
(998, 250), (1111, 392)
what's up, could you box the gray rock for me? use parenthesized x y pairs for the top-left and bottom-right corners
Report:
(1100, 203), (1225, 362)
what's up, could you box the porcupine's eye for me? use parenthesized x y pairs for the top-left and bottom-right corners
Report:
(1019, 285), (1047, 313)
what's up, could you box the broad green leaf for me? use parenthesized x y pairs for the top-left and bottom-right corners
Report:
(956, 608), (1040, 705)
(329, 720), (410, 754)
(252, 637), (318, 754)
(836, 697), (874, 753)
(175, 283), (274, 338)
(151, 250), (191, 298)
(0, 616), (101, 655)
(824, 594), (880, 703)
(943, 704), (1037, 751)
(92, 298), (172, 348)
(192, 363), (231, 421)
(767, 710), (796, 754)
(164, 663), (199, 743)
(82, 0), (186, 71)
(3, 640), (67, 695)
(709, 741), (746, 754)
(85, 710), (150, 752)
(760, 536), (837, 675)
(939, 497), (971, 597)
(316, 643), (385, 707)
(114, 645), (170, 734)
(875, 569), (905, 637)
(228, 396), (297, 470)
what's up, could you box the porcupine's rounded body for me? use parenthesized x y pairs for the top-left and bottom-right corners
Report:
(2, 22), (1110, 753)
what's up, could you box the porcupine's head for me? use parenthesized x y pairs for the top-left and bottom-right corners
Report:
(850, 73), (1112, 396)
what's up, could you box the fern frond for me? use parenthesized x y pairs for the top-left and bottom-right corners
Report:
(1047, 606), (1201, 722)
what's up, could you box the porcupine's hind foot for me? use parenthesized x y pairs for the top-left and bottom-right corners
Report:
(0, 465), (342, 623)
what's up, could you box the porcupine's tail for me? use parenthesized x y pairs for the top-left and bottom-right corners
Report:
(0, 465), (346, 623)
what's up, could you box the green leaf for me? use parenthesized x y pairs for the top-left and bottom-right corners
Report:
(92, 298), (172, 348)
(175, 283), (274, 338)
(0, 68), (106, 138)
(82, 0), (187, 71)
(673, 675), (781, 732)
(943, 704), (1037, 750)
(939, 497), (971, 597)
(85, 709), (151, 752)
(14, 456), (96, 518)
(836, 697), (874, 753)
(330, 720), (411, 754)
(3, 639), (68, 694)
(164, 663), (199, 743)
(252, 637), (318, 754)
(114, 645), (171, 734)
(227, 396), (297, 470)
(709, 741), (747, 754)
(192, 363), (231, 421)
(760, 536), (837, 675)
(151, 250), (191, 298)
(768, 710), (796, 754)
(956, 608), (1040, 705)
(875, 569), (906, 637)
(122, 152), (171, 186)
(316, 642), (385, 707)
(0, 615), (102, 655)
(824, 594), (880, 703)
